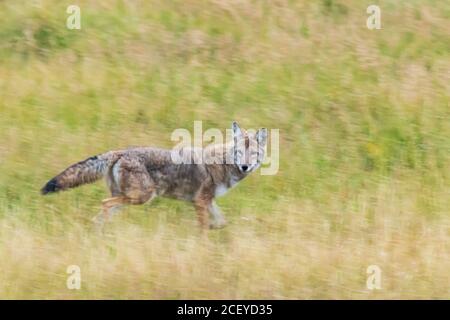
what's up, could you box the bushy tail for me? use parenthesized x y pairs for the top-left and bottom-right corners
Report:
(41, 152), (120, 195)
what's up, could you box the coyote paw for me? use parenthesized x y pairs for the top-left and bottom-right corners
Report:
(209, 219), (227, 229)
(91, 213), (106, 230)
(92, 214), (101, 224)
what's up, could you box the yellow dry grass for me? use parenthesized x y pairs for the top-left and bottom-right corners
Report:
(0, 0), (449, 299)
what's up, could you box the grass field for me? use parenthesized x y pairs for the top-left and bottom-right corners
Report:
(0, 0), (449, 299)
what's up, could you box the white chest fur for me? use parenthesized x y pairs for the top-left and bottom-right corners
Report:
(214, 184), (229, 197)
(214, 177), (240, 198)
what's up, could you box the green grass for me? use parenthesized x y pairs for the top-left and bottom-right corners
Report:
(0, 0), (449, 299)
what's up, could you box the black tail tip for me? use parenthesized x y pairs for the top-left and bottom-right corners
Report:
(41, 178), (60, 195)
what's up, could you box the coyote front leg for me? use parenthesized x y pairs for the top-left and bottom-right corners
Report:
(194, 200), (209, 230)
(208, 201), (226, 229)
(194, 188), (214, 229)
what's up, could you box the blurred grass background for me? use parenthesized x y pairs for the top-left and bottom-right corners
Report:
(0, 0), (449, 299)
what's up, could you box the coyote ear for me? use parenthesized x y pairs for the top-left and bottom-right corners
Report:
(256, 128), (268, 147)
(232, 121), (243, 138)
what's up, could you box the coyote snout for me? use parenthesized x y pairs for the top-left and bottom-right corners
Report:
(41, 122), (268, 229)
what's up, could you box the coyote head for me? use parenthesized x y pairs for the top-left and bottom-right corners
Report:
(231, 121), (268, 174)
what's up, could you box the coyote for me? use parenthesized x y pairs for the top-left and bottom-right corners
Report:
(41, 122), (267, 229)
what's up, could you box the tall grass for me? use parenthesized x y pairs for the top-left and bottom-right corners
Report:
(0, 0), (449, 299)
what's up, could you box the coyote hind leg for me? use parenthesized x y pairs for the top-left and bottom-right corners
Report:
(93, 160), (156, 227)
(93, 190), (156, 227)
(92, 196), (129, 226)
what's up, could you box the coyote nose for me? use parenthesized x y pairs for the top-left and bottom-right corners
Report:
(241, 165), (249, 172)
